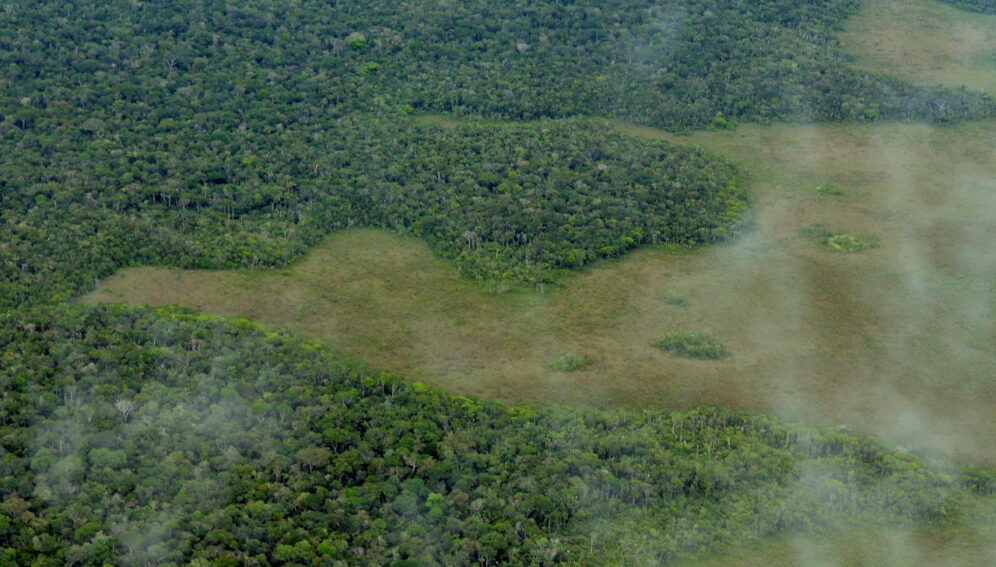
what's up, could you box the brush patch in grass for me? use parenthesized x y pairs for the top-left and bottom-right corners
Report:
(660, 294), (688, 306)
(652, 331), (729, 360)
(661, 293), (688, 307)
(815, 183), (847, 197)
(826, 234), (875, 253)
(800, 224), (877, 253)
(545, 353), (597, 372)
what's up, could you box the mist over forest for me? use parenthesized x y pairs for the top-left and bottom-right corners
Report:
(1, 0), (994, 565)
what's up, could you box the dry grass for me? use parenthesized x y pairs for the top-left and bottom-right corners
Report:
(673, 517), (996, 567)
(838, 0), (996, 97)
(83, 119), (996, 467)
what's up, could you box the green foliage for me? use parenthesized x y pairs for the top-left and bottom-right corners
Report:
(1, 0), (992, 308)
(963, 466), (996, 495)
(0, 2), (994, 565)
(710, 113), (739, 130)
(815, 183), (847, 197)
(0, 304), (988, 565)
(335, 116), (748, 287)
(0, 115), (748, 308)
(660, 294), (688, 306)
(826, 233), (876, 252)
(545, 353), (597, 372)
(800, 224), (877, 252)
(652, 331), (729, 359)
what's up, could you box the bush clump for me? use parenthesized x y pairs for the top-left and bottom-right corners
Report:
(815, 183), (847, 197)
(652, 331), (729, 359)
(545, 353), (597, 371)
(799, 224), (877, 252)
(660, 294), (688, 306)
(826, 234), (875, 252)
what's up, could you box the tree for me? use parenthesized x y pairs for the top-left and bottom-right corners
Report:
(114, 399), (135, 422)
(295, 447), (331, 473)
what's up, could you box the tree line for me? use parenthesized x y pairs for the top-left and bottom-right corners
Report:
(1, 304), (991, 565)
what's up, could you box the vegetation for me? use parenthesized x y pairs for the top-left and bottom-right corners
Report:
(800, 225), (877, 253)
(0, 304), (991, 566)
(2, 0), (992, 306)
(652, 331), (729, 359)
(83, 121), (996, 465)
(938, 0), (996, 14)
(545, 353), (597, 372)
(839, 0), (996, 98)
(331, 117), (748, 286)
(5, 0), (986, 136)
(80, 123), (996, 565)
(815, 183), (847, 197)
(660, 294), (688, 306)
(2, 0), (995, 565)
(0, 112), (747, 307)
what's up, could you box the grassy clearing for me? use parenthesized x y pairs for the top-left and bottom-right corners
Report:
(85, 119), (996, 468)
(838, 0), (996, 97)
(673, 511), (996, 567)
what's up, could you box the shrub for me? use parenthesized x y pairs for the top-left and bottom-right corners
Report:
(545, 353), (597, 371)
(799, 224), (876, 252)
(652, 331), (729, 359)
(660, 294), (687, 306)
(825, 234), (874, 252)
(815, 183), (846, 197)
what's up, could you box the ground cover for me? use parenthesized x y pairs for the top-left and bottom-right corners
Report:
(652, 331), (729, 359)
(839, 0), (996, 96)
(85, 119), (996, 468)
(9, 0), (996, 564)
(672, 518), (996, 566)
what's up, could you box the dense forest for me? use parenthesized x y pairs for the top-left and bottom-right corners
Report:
(2, 0), (995, 565)
(3, 0), (994, 299)
(1, 115), (745, 307)
(2, 305), (994, 565)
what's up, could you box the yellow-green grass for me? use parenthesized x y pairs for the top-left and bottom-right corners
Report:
(838, 0), (996, 97)
(85, 119), (996, 468)
(673, 510), (996, 567)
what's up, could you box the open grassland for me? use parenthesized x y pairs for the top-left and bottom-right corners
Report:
(839, 0), (996, 97)
(673, 511), (996, 567)
(86, 119), (996, 467)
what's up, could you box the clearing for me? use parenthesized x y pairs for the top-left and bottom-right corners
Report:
(839, 0), (996, 96)
(85, 120), (996, 467)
